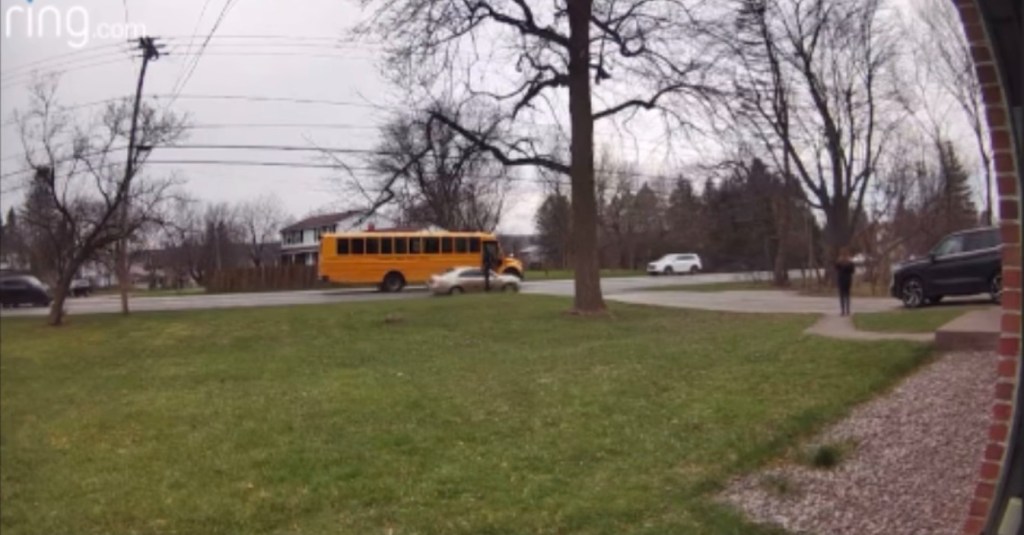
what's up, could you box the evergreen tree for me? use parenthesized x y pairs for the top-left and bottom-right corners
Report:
(629, 183), (663, 269)
(534, 192), (572, 269)
(934, 140), (978, 232)
(665, 179), (704, 254)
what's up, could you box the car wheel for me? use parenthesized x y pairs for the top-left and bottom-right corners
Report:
(900, 278), (925, 309)
(381, 272), (405, 293)
(502, 284), (517, 293)
(689, 266), (700, 275)
(663, 266), (674, 276)
(449, 286), (464, 296)
(990, 274), (1002, 304)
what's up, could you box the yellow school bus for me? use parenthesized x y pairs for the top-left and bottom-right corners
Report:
(318, 230), (525, 292)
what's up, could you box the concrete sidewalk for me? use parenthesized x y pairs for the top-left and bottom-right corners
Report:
(610, 290), (899, 315)
(609, 290), (932, 343)
(805, 314), (933, 343)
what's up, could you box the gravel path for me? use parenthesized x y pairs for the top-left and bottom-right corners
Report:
(720, 351), (997, 535)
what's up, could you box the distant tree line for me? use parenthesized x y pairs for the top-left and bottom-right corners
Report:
(535, 140), (978, 286)
(535, 156), (814, 283)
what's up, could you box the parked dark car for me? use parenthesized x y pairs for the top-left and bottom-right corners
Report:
(890, 227), (1002, 308)
(0, 275), (52, 308)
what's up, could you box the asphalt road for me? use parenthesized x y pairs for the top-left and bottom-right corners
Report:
(0, 271), (786, 318)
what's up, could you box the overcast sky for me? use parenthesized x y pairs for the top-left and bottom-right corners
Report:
(0, 0), (544, 233)
(0, 0), (987, 234)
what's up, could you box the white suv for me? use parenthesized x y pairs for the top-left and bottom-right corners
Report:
(647, 253), (703, 275)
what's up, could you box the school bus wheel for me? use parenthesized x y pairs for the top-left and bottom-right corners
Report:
(381, 272), (406, 293)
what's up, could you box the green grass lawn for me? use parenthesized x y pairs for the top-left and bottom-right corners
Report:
(1, 296), (930, 535)
(526, 269), (645, 281)
(853, 305), (989, 333)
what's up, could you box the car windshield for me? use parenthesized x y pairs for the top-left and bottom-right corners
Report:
(657, 255), (675, 261)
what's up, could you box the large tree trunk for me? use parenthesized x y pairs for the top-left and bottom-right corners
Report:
(567, 0), (605, 314)
(772, 198), (790, 287)
(117, 241), (131, 315)
(822, 206), (854, 287)
(773, 240), (789, 286)
(47, 266), (78, 326)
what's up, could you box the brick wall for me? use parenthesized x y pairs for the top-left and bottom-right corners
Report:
(954, 1), (1023, 533)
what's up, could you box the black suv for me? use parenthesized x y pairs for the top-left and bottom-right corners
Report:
(890, 227), (1002, 308)
(0, 275), (52, 308)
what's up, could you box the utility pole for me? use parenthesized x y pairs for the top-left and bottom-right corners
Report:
(118, 36), (164, 315)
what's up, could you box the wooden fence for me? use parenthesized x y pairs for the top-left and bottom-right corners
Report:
(206, 265), (327, 293)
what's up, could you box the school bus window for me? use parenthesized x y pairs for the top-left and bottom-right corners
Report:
(366, 238), (380, 255)
(352, 238), (365, 254)
(395, 237), (408, 254)
(409, 238), (422, 254)
(442, 237), (453, 254)
(424, 237), (440, 254)
(336, 239), (350, 255)
(469, 237), (481, 253)
(455, 237), (468, 253)
(381, 237), (393, 254)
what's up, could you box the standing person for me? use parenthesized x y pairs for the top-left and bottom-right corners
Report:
(482, 246), (493, 292)
(835, 249), (856, 316)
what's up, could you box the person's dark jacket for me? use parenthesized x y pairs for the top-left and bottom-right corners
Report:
(835, 260), (855, 290)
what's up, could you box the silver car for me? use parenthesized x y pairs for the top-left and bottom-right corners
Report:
(428, 267), (521, 295)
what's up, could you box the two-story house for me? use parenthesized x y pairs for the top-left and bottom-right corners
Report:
(280, 211), (370, 266)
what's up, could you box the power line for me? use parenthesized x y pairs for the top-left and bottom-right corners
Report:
(1, 56), (132, 90)
(0, 42), (127, 77)
(174, 0), (216, 89)
(0, 93), (387, 128)
(167, 0), (242, 107)
(161, 34), (360, 43)
(0, 38), (377, 82)
(163, 41), (369, 52)
(187, 122), (379, 131)
(166, 93), (392, 110)
(142, 159), (566, 184)
(157, 143), (379, 153)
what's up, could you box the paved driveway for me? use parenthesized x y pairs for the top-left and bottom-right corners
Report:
(522, 271), (799, 296)
(608, 290), (901, 315)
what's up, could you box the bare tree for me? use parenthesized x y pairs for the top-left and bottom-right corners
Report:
(355, 0), (720, 314)
(237, 195), (288, 267)
(723, 0), (900, 264)
(160, 197), (203, 287)
(909, 0), (993, 225)
(14, 80), (186, 325)
(335, 104), (511, 231)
